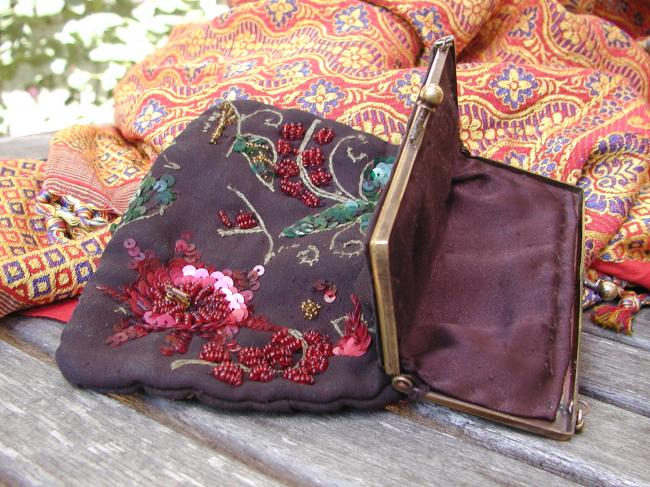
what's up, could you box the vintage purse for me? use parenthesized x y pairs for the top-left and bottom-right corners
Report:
(57, 36), (585, 439)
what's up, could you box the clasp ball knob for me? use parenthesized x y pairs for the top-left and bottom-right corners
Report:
(596, 280), (619, 301)
(419, 83), (444, 108)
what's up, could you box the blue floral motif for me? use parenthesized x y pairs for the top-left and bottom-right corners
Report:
(408, 7), (444, 42)
(275, 61), (311, 79)
(226, 61), (257, 79)
(504, 150), (527, 168)
(334, 5), (369, 33)
(265, 0), (298, 27)
(134, 99), (168, 135)
(510, 6), (537, 38)
(530, 158), (557, 178)
(220, 86), (249, 102)
(490, 65), (539, 110)
(391, 72), (424, 108)
(602, 23), (631, 49)
(584, 72), (611, 97)
(297, 80), (345, 115)
(545, 135), (570, 154)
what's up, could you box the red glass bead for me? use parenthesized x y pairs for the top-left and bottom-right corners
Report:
(273, 158), (300, 178)
(249, 364), (275, 382)
(280, 178), (304, 198)
(276, 139), (294, 155)
(218, 209), (233, 228)
(271, 331), (302, 352)
(306, 341), (333, 358)
(300, 356), (329, 374)
(313, 127), (335, 145)
(200, 341), (229, 362)
(302, 147), (324, 167)
(299, 190), (322, 208)
(236, 210), (257, 229)
(238, 346), (266, 367)
(212, 362), (244, 386)
(282, 368), (314, 384)
(303, 329), (327, 345)
(281, 122), (305, 141)
(309, 168), (332, 187)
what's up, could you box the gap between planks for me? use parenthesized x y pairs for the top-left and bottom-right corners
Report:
(0, 318), (577, 487)
(4, 316), (650, 486)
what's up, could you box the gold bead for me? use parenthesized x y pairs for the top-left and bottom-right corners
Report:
(418, 83), (444, 108)
(596, 280), (619, 301)
(301, 299), (321, 320)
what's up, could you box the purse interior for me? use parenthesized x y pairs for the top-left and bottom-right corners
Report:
(383, 48), (582, 421)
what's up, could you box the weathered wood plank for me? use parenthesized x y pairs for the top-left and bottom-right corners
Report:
(397, 399), (650, 487)
(0, 132), (52, 159)
(585, 308), (650, 353)
(8, 313), (650, 419)
(1, 315), (575, 487)
(580, 332), (650, 417)
(0, 339), (284, 487)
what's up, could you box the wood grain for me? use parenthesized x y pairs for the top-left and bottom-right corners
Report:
(0, 315), (575, 487)
(0, 339), (284, 487)
(580, 333), (650, 418)
(396, 398), (650, 487)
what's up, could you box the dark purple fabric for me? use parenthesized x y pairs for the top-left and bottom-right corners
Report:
(56, 101), (401, 412)
(384, 48), (581, 420)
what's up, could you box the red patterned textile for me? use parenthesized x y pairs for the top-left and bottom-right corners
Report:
(1, 0), (649, 318)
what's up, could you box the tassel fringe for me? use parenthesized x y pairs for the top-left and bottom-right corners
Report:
(591, 290), (649, 335)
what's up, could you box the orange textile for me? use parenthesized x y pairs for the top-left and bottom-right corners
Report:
(1, 0), (649, 318)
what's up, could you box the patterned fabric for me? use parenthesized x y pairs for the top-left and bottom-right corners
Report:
(1, 0), (650, 317)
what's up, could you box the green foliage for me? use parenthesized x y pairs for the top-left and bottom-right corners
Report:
(0, 0), (227, 135)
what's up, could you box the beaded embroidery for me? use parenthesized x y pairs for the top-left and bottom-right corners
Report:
(101, 233), (369, 386)
(282, 155), (396, 237)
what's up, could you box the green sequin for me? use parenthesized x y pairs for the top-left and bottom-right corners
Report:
(281, 155), (395, 238)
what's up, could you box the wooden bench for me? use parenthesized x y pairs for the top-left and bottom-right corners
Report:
(1, 133), (649, 486)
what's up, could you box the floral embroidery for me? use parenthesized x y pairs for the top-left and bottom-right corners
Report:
(490, 65), (539, 110)
(334, 5), (369, 33)
(297, 79), (345, 115)
(530, 158), (557, 178)
(510, 6), (537, 38)
(275, 61), (310, 80)
(461, 0), (490, 29)
(101, 234), (360, 386)
(460, 114), (484, 152)
(333, 294), (370, 357)
(265, 0), (298, 27)
(282, 155), (395, 237)
(337, 46), (375, 69)
(408, 7), (443, 42)
(134, 99), (167, 134)
(504, 150), (527, 169)
(232, 134), (277, 187)
(392, 72), (424, 109)
(110, 173), (177, 233)
(602, 22), (631, 49)
(544, 135), (570, 154)
(230, 31), (258, 57)
(220, 86), (249, 102)
(225, 61), (257, 79)
(585, 72), (611, 97)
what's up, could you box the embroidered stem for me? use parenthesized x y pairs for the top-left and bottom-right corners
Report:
(328, 134), (366, 200)
(240, 108), (283, 127)
(224, 184), (275, 264)
(170, 359), (215, 370)
(297, 120), (349, 203)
